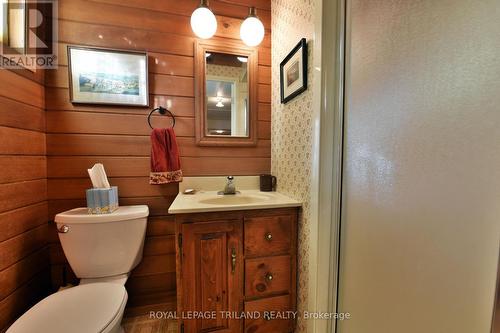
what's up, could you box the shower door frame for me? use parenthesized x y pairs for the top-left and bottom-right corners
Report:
(310, 0), (346, 332)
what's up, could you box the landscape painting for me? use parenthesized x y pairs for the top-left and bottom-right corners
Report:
(79, 73), (140, 95)
(68, 46), (148, 106)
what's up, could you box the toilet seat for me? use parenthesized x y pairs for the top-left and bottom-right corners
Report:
(6, 283), (127, 333)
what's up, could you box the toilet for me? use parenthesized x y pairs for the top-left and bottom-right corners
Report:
(7, 205), (149, 333)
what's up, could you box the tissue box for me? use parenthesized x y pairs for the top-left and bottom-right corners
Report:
(86, 187), (119, 214)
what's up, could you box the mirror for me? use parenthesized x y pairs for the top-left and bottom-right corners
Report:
(195, 40), (258, 146)
(205, 52), (249, 137)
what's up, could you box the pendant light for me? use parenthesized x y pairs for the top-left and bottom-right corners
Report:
(190, 0), (217, 39)
(240, 7), (265, 47)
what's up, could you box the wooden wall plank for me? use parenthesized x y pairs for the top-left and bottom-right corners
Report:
(0, 248), (49, 300)
(258, 83), (271, 103)
(217, 0), (271, 11)
(60, 0), (271, 46)
(47, 156), (271, 178)
(91, 0), (271, 28)
(0, 156), (46, 184)
(258, 121), (271, 139)
(258, 65), (271, 84)
(0, 96), (45, 132)
(59, 20), (195, 56)
(46, 134), (271, 157)
(0, 71), (44, 109)
(143, 236), (175, 256)
(259, 48), (271, 66)
(0, 127), (46, 155)
(0, 225), (47, 271)
(0, 202), (48, 243)
(148, 53), (194, 77)
(150, 74), (194, 97)
(0, 269), (50, 331)
(147, 216), (176, 236)
(126, 272), (176, 294)
(46, 111), (194, 137)
(45, 114), (270, 150)
(258, 103), (271, 121)
(58, 21), (271, 65)
(47, 177), (178, 200)
(182, 157), (271, 176)
(0, 180), (47, 214)
(47, 156), (150, 178)
(131, 254), (176, 277)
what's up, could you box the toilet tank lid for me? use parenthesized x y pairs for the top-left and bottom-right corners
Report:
(55, 205), (149, 224)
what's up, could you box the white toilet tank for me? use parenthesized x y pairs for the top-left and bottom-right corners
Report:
(55, 205), (149, 279)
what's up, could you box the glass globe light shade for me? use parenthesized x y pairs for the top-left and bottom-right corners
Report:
(190, 6), (217, 39)
(240, 13), (264, 47)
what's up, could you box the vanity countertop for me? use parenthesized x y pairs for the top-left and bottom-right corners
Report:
(168, 189), (301, 214)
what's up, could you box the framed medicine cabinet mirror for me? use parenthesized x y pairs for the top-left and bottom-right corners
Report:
(195, 40), (258, 146)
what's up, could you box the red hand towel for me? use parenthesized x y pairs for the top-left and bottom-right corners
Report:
(150, 128), (183, 184)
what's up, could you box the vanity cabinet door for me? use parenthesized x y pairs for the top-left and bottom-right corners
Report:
(180, 220), (243, 333)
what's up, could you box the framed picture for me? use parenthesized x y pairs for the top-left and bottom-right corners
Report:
(68, 46), (149, 106)
(280, 38), (307, 104)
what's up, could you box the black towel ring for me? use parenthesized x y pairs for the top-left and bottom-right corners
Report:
(148, 106), (176, 129)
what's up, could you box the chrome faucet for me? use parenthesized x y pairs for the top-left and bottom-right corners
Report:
(220, 176), (237, 195)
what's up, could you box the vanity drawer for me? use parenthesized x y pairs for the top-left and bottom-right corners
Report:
(244, 295), (294, 333)
(244, 216), (292, 257)
(245, 255), (291, 298)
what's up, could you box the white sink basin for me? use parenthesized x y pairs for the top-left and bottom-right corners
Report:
(198, 193), (272, 206)
(168, 189), (301, 214)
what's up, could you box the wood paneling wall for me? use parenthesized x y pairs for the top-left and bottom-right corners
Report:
(0, 68), (50, 331)
(45, 0), (271, 314)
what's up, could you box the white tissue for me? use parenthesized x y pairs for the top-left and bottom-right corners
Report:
(87, 163), (111, 188)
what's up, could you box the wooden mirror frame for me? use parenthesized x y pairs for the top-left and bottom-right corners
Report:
(195, 39), (258, 147)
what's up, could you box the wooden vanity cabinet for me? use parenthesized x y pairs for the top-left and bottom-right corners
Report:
(175, 207), (298, 333)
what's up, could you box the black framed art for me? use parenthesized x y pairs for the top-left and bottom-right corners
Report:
(280, 38), (307, 104)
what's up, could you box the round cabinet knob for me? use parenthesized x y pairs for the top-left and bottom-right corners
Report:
(265, 233), (273, 241)
(265, 273), (273, 281)
(57, 225), (69, 233)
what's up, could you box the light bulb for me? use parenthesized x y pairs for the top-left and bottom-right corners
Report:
(237, 56), (248, 63)
(240, 8), (265, 47)
(190, 1), (217, 39)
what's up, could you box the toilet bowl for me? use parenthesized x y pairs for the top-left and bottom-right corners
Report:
(7, 283), (127, 333)
(6, 205), (149, 333)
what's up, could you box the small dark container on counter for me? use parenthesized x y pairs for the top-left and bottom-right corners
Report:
(260, 174), (277, 192)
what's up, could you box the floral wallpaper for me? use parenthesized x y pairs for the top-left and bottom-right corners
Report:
(206, 64), (247, 80)
(271, 0), (316, 332)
